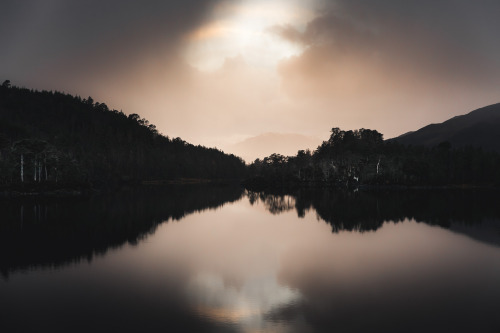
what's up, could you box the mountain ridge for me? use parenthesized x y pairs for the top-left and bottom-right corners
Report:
(392, 103), (500, 152)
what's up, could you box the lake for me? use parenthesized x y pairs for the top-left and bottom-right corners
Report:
(1, 186), (500, 332)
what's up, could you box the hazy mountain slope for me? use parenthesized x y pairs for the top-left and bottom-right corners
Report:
(392, 103), (500, 152)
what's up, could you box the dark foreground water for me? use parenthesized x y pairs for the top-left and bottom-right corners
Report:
(1, 186), (500, 333)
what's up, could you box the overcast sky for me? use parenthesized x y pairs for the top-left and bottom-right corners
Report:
(2, 0), (499, 160)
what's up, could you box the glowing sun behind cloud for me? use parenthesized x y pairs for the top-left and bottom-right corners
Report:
(185, 0), (315, 71)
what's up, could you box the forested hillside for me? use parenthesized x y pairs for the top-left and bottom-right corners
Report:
(246, 127), (500, 189)
(0, 81), (245, 188)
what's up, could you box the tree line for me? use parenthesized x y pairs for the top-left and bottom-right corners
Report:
(0, 81), (246, 189)
(246, 127), (500, 189)
(2, 80), (499, 190)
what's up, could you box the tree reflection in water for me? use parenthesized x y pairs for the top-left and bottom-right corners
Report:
(0, 185), (244, 278)
(248, 188), (500, 242)
(1, 187), (500, 332)
(247, 189), (500, 333)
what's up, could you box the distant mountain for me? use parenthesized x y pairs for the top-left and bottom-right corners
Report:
(392, 103), (500, 152)
(227, 132), (322, 163)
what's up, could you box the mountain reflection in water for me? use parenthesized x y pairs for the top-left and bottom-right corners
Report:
(1, 187), (500, 333)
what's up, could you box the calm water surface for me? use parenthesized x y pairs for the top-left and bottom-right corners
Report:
(1, 187), (500, 332)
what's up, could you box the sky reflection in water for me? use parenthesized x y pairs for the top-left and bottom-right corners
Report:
(1, 189), (500, 332)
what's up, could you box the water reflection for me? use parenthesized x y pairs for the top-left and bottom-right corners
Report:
(1, 187), (500, 332)
(251, 189), (500, 245)
(246, 189), (500, 332)
(0, 185), (244, 278)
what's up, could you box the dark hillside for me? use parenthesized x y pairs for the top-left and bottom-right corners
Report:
(392, 103), (500, 152)
(0, 81), (245, 187)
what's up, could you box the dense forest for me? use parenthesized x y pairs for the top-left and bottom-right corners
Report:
(0, 81), (246, 189)
(246, 127), (500, 189)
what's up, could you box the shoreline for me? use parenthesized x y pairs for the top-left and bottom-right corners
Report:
(0, 179), (244, 198)
(242, 179), (500, 192)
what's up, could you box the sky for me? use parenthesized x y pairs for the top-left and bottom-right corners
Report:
(1, 0), (500, 162)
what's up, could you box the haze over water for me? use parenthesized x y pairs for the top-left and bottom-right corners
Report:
(2, 187), (500, 332)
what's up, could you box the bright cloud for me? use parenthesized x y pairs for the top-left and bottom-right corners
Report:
(184, 0), (315, 71)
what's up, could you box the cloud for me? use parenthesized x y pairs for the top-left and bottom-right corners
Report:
(0, 0), (227, 90)
(0, 1), (321, 149)
(271, 0), (500, 137)
(267, 24), (305, 45)
(276, 1), (500, 89)
(187, 21), (230, 41)
(2, 1), (500, 149)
